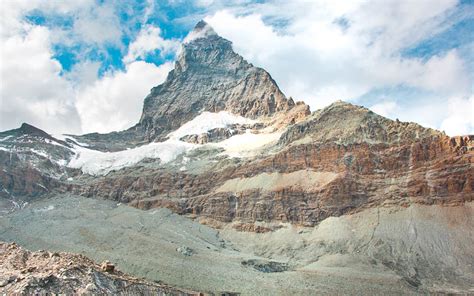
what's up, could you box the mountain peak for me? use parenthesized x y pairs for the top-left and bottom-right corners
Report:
(279, 100), (442, 146)
(193, 20), (211, 32)
(18, 123), (50, 138)
(137, 21), (300, 141)
(177, 21), (238, 73)
(183, 20), (218, 44)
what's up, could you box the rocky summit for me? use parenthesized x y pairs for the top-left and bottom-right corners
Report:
(0, 21), (473, 295)
(137, 21), (299, 141)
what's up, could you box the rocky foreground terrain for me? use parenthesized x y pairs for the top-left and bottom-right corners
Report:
(0, 242), (198, 295)
(0, 21), (473, 295)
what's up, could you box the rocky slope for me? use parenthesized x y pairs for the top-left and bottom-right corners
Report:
(0, 20), (473, 294)
(0, 242), (198, 295)
(1, 196), (472, 295)
(59, 101), (473, 226)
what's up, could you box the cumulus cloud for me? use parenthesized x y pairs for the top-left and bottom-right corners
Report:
(206, 7), (470, 106)
(123, 25), (179, 64)
(0, 1), (175, 134)
(0, 0), (472, 137)
(75, 61), (172, 133)
(370, 101), (399, 118)
(72, 2), (123, 46)
(204, 1), (472, 134)
(440, 96), (474, 136)
(0, 24), (81, 134)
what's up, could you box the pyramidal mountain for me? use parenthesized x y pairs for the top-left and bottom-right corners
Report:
(137, 20), (299, 141)
(1, 21), (473, 295)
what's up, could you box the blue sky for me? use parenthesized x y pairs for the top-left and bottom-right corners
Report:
(1, 0), (473, 135)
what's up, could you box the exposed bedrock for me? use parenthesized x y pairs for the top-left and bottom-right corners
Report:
(65, 133), (472, 226)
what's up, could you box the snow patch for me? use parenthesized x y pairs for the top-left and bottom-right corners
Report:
(30, 149), (49, 158)
(211, 129), (283, 158)
(34, 205), (55, 212)
(66, 112), (277, 176)
(30, 149), (67, 166)
(53, 134), (89, 147)
(0, 135), (13, 142)
(68, 140), (196, 176)
(168, 111), (256, 140)
(44, 138), (69, 148)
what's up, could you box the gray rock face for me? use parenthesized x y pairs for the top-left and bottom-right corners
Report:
(137, 21), (295, 141)
(0, 124), (75, 206)
(278, 101), (442, 146)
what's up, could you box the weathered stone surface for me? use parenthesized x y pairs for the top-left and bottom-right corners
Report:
(279, 100), (442, 146)
(100, 260), (115, 272)
(241, 259), (289, 273)
(0, 242), (198, 295)
(0, 19), (472, 295)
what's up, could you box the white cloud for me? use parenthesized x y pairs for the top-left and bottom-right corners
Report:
(0, 2), (176, 134)
(411, 50), (471, 95)
(204, 2), (472, 132)
(72, 3), (122, 46)
(0, 25), (81, 134)
(206, 8), (470, 103)
(75, 61), (173, 133)
(370, 101), (399, 118)
(123, 25), (179, 64)
(440, 96), (474, 136)
(1, 0), (472, 137)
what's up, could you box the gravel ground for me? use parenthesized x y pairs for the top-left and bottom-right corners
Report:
(1, 195), (472, 295)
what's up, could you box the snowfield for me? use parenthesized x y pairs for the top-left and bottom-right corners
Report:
(212, 129), (282, 158)
(68, 140), (196, 175)
(66, 111), (281, 176)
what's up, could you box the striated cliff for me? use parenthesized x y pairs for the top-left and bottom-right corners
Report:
(66, 102), (473, 226)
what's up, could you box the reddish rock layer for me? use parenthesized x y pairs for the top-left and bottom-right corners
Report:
(66, 134), (473, 226)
